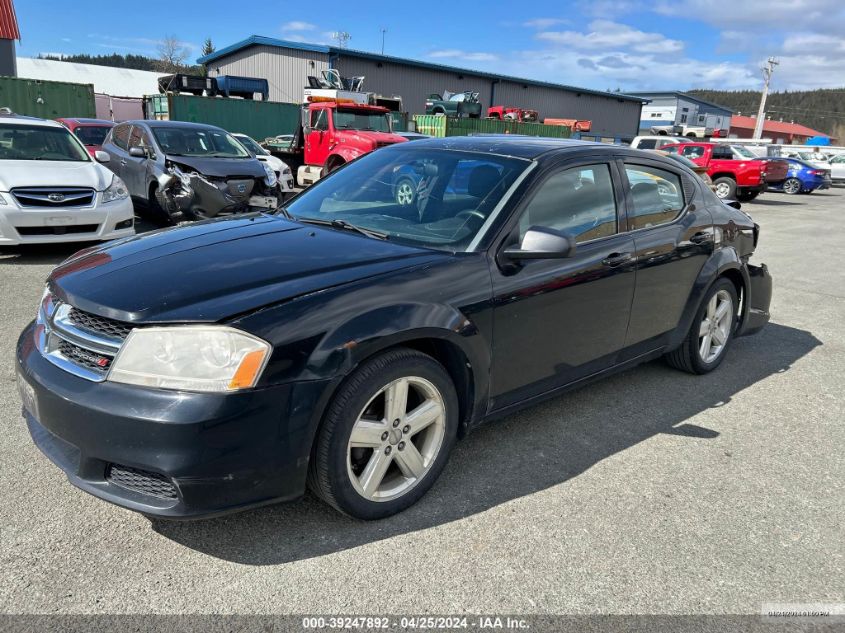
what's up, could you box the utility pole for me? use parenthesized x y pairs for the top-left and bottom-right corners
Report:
(332, 31), (351, 49)
(381, 28), (387, 55)
(753, 57), (779, 139)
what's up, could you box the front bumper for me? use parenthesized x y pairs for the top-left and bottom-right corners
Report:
(738, 262), (772, 337)
(16, 322), (326, 519)
(0, 195), (134, 246)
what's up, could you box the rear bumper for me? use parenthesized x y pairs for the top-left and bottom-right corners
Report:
(16, 322), (327, 519)
(738, 263), (772, 337)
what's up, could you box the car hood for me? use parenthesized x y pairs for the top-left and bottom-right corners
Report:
(49, 214), (443, 323)
(336, 130), (408, 146)
(165, 154), (267, 178)
(0, 160), (113, 192)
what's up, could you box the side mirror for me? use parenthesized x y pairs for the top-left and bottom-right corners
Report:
(724, 199), (742, 210)
(502, 226), (577, 260)
(128, 146), (146, 158)
(93, 150), (110, 163)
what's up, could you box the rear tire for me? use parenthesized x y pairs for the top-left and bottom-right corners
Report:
(783, 177), (802, 195)
(308, 347), (459, 519)
(666, 278), (738, 375)
(713, 177), (737, 200)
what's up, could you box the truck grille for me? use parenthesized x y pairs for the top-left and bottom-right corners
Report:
(12, 187), (95, 208)
(107, 464), (178, 500)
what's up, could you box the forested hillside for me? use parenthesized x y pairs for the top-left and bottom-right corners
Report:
(37, 53), (203, 75)
(689, 89), (845, 141)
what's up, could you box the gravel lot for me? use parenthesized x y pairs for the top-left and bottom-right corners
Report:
(1, 189), (843, 616)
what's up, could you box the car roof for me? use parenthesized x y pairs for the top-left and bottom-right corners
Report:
(386, 135), (606, 159)
(124, 120), (226, 132)
(57, 117), (115, 126)
(0, 113), (64, 128)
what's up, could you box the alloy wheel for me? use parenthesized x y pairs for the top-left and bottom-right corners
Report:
(715, 182), (731, 199)
(396, 181), (415, 206)
(783, 178), (801, 195)
(698, 289), (733, 363)
(347, 376), (446, 502)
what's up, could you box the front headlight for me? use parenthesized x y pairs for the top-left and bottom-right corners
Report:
(262, 161), (278, 187)
(109, 326), (271, 392)
(102, 174), (129, 203)
(0, 192), (7, 205)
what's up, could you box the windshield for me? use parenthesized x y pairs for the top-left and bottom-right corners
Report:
(151, 126), (249, 158)
(731, 145), (756, 158)
(334, 109), (391, 132)
(73, 125), (112, 146)
(799, 152), (826, 162)
(284, 146), (529, 251)
(0, 124), (90, 162)
(235, 135), (267, 156)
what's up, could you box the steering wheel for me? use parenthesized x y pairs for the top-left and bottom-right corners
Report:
(456, 209), (486, 222)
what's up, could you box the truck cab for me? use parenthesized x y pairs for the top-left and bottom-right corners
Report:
(296, 102), (407, 186)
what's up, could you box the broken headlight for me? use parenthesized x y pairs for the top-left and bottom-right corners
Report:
(109, 326), (272, 392)
(102, 174), (129, 203)
(262, 162), (278, 187)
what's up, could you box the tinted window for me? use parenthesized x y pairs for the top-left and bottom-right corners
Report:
(112, 124), (130, 150)
(680, 145), (705, 160)
(73, 125), (112, 146)
(636, 139), (657, 149)
(712, 145), (733, 159)
(625, 165), (685, 230)
(518, 164), (617, 243)
(285, 147), (528, 251)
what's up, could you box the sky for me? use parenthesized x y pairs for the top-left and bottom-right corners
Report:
(13, 0), (845, 93)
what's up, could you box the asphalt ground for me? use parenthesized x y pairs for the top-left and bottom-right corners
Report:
(0, 188), (842, 617)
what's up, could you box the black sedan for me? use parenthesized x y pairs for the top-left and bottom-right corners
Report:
(16, 137), (772, 520)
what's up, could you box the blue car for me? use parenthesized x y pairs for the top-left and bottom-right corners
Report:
(767, 158), (830, 195)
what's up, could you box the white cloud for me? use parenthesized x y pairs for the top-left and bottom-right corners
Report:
(536, 20), (684, 54)
(522, 18), (568, 29)
(429, 49), (499, 62)
(282, 21), (316, 32)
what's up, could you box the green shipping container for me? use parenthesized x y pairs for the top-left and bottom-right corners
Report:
(412, 114), (571, 139)
(0, 76), (95, 119)
(165, 95), (301, 141)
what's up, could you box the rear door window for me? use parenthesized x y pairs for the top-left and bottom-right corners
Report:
(624, 164), (686, 230)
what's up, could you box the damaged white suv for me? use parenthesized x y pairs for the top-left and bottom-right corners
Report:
(0, 112), (134, 246)
(101, 120), (281, 224)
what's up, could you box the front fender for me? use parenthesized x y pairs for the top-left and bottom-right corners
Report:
(330, 146), (365, 165)
(667, 246), (746, 350)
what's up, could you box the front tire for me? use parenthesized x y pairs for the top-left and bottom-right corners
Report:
(666, 278), (738, 374)
(308, 348), (459, 519)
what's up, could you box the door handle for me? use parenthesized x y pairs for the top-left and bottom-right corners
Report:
(602, 252), (634, 267)
(690, 231), (713, 244)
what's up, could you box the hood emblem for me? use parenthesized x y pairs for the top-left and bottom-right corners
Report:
(236, 184), (247, 193)
(48, 193), (66, 202)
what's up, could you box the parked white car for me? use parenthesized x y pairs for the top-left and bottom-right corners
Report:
(630, 136), (691, 150)
(779, 149), (832, 172)
(0, 113), (134, 246)
(232, 133), (296, 194)
(830, 154), (845, 184)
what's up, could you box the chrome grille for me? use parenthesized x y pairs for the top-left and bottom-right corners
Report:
(107, 464), (178, 500)
(12, 187), (95, 208)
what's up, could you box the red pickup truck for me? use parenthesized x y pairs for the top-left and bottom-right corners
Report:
(662, 142), (788, 201)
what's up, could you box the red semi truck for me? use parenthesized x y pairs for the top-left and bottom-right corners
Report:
(662, 142), (788, 201)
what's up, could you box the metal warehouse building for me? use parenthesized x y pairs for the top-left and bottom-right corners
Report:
(632, 91), (733, 134)
(198, 36), (646, 141)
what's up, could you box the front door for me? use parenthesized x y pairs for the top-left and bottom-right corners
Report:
(124, 125), (154, 199)
(489, 160), (637, 411)
(305, 107), (331, 168)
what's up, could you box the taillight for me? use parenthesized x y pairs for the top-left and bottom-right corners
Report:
(809, 170), (822, 176)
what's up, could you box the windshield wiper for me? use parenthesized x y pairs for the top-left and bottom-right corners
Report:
(295, 217), (389, 240)
(275, 205), (293, 220)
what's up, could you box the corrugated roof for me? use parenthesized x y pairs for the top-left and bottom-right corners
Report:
(0, 0), (20, 40)
(16, 57), (166, 98)
(729, 114), (828, 138)
(198, 35), (647, 104)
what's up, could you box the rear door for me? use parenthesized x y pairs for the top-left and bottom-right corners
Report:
(619, 157), (714, 357)
(488, 157), (636, 410)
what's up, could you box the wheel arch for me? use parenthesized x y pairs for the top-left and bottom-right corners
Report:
(710, 172), (736, 183)
(667, 248), (749, 351)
